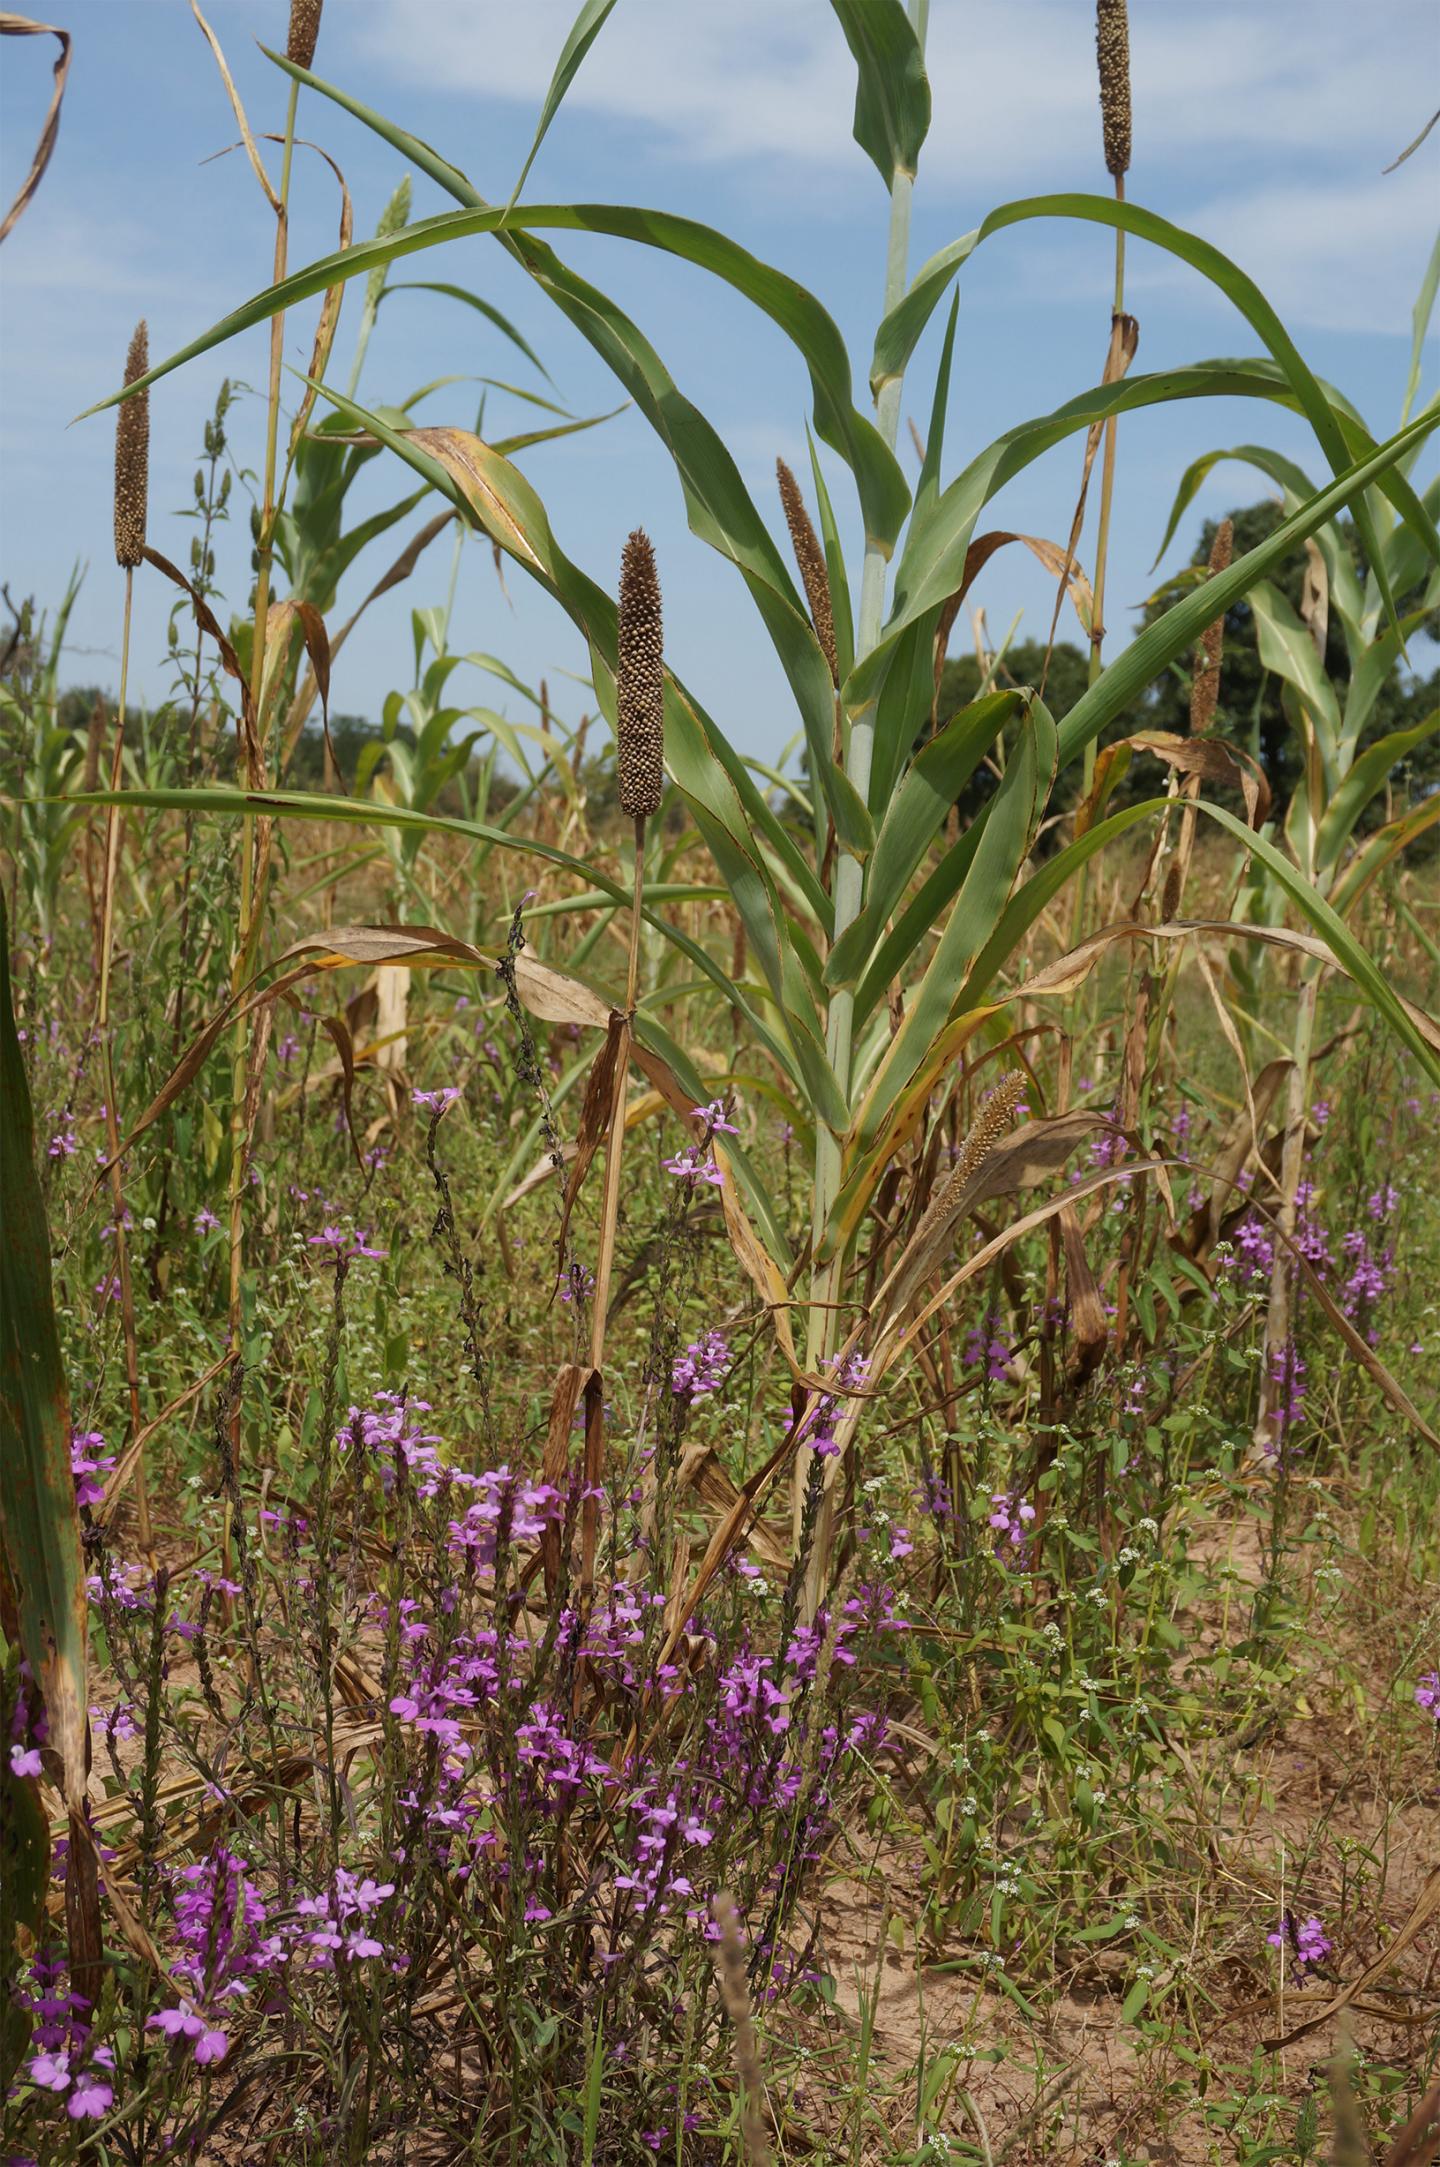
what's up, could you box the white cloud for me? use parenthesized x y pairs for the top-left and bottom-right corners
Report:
(356, 0), (1440, 180)
(350, 0), (1440, 336)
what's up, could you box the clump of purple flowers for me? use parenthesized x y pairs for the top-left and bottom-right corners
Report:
(1415, 1672), (1440, 1722)
(963, 1310), (1012, 1381)
(671, 1328), (731, 1399)
(70, 1429), (115, 1509)
(1268, 1913), (1332, 1970)
(15, 1950), (114, 2121)
(786, 1349), (869, 1460)
(987, 1490), (1036, 1558)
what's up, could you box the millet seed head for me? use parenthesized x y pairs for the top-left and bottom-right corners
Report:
(113, 320), (149, 571)
(776, 457), (837, 685)
(286, 0), (323, 69)
(1096, 0), (1132, 179)
(1190, 516), (1234, 736)
(927, 1071), (1028, 1225)
(616, 529), (665, 820)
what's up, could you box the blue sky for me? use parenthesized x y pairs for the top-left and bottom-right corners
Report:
(2, 0), (1436, 760)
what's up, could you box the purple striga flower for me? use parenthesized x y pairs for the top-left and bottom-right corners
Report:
(1415, 1672), (1440, 1721)
(307, 1225), (387, 1262)
(1227, 1215), (1274, 1285)
(1268, 1913), (1332, 1970)
(147, 2003), (230, 2066)
(1265, 1341), (1307, 1453)
(70, 1431), (116, 1509)
(672, 1328), (731, 1399)
(90, 1699), (139, 1743)
(10, 1743), (43, 1779)
(662, 1143), (724, 1186)
(987, 1490), (1036, 1558)
(412, 1085), (463, 1114)
(47, 1129), (78, 1159)
(690, 1098), (739, 1134)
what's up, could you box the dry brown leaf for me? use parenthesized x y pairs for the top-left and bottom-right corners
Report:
(189, 0), (280, 212)
(540, 1363), (588, 1599)
(142, 546), (263, 778)
(0, 13), (70, 243)
(556, 1013), (627, 1262)
(508, 951), (613, 1028)
(1059, 1206), (1108, 1381)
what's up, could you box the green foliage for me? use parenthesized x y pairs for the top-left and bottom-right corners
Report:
(1144, 502), (1440, 808)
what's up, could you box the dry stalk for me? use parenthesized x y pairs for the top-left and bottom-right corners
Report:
(584, 532), (664, 1581)
(710, 1891), (773, 2166)
(97, 321), (152, 1555)
(1163, 514), (1234, 918)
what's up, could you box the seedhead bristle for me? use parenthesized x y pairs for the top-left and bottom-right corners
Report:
(1096, 0), (1132, 179)
(616, 529), (664, 820)
(1189, 516), (1233, 736)
(776, 457), (837, 685)
(710, 1892), (772, 2166)
(113, 321), (149, 571)
(916, 1071), (1027, 1247)
(286, 0), (322, 68)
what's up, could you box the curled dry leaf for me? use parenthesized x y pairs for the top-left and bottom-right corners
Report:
(556, 1013), (628, 1264)
(0, 13), (71, 244)
(189, 0), (280, 212)
(143, 546), (263, 778)
(540, 1363), (589, 1600)
(1079, 730), (1271, 835)
(1059, 1205), (1109, 1382)
(1018, 917), (1440, 1065)
(933, 530), (1095, 691)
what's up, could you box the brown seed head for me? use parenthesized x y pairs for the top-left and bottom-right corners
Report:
(616, 529), (664, 820)
(286, 0), (323, 68)
(113, 321), (149, 570)
(1096, 0), (1132, 178)
(1189, 516), (1233, 736)
(776, 457), (837, 685)
(914, 1071), (1028, 1251)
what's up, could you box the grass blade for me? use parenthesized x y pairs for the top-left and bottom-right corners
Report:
(506, 0), (618, 209)
(828, 0), (931, 185)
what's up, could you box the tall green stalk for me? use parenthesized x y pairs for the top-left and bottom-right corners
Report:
(808, 4), (927, 1366)
(802, 0), (928, 1559)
